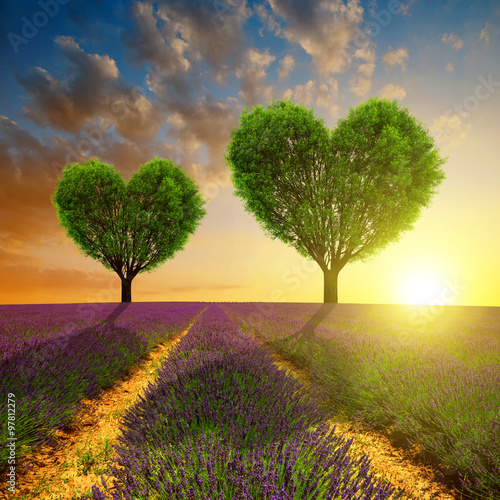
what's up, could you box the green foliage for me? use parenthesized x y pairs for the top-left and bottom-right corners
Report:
(330, 97), (446, 262)
(51, 157), (206, 279)
(225, 97), (446, 272)
(76, 439), (114, 476)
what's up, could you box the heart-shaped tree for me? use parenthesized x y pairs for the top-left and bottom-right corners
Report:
(51, 157), (206, 302)
(225, 97), (447, 303)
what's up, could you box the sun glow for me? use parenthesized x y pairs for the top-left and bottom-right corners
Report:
(400, 270), (442, 305)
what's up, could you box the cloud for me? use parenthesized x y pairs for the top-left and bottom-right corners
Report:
(3, 261), (116, 302)
(316, 78), (339, 117)
(399, 0), (418, 16)
(92, 136), (174, 181)
(278, 54), (295, 81)
(159, 0), (251, 68)
(0, 116), (72, 254)
(284, 77), (339, 117)
(442, 33), (464, 51)
(268, 0), (364, 76)
(14, 36), (165, 141)
(254, 2), (283, 37)
(480, 22), (490, 48)
(122, 2), (193, 78)
(4, 0), (252, 271)
(119, 1), (261, 196)
(382, 47), (409, 72)
(286, 80), (316, 107)
(118, 1), (268, 198)
(123, 0), (251, 84)
(348, 43), (376, 97)
(446, 62), (454, 72)
(157, 92), (241, 197)
(430, 111), (472, 147)
(378, 83), (407, 100)
(236, 47), (276, 106)
(166, 94), (239, 158)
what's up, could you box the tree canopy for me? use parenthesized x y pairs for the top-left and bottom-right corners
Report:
(51, 157), (206, 301)
(225, 97), (446, 302)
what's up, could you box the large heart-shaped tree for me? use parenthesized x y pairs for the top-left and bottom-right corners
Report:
(225, 97), (447, 303)
(51, 157), (206, 302)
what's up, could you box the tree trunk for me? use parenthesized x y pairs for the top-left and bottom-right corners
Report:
(121, 276), (133, 302)
(324, 268), (340, 303)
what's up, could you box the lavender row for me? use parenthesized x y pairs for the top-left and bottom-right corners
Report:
(220, 302), (500, 499)
(0, 303), (205, 473)
(0, 302), (204, 362)
(87, 304), (404, 499)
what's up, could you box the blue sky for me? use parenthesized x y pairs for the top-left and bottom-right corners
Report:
(1, 0), (499, 307)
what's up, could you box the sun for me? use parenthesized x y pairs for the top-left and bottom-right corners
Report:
(400, 270), (441, 305)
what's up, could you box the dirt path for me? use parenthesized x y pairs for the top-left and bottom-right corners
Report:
(7, 308), (207, 500)
(264, 351), (462, 500)
(6, 306), (467, 500)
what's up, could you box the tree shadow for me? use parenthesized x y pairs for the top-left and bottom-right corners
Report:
(0, 308), (150, 475)
(286, 303), (337, 343)
(270, 303), (338, 376)
(101, 302), (132, 324)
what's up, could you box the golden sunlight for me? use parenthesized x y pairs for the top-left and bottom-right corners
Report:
(400, 270), (442, 305)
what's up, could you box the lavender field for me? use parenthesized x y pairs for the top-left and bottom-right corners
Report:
(0, 302), (205, 474)
(85, 304), (404, 499)
(1, 301), (499, 499)
(221, 302), (500, 499)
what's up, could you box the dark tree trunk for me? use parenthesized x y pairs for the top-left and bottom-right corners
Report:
(121, 276), (133, 302)
(323, 268), (340, 303)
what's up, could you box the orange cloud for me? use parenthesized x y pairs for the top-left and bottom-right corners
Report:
(14, 36), (165, 141)
(236, 48), (276, 106)
(268, 0), (364, 76)
(382, 46), (409, 72)
(442, 32), (464, 51)
(2, 262), (116, 304)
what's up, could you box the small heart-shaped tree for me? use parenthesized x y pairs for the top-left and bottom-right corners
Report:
(51, 157), (207, 302)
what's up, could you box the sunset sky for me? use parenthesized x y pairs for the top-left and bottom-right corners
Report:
(1, 0), (499, 307)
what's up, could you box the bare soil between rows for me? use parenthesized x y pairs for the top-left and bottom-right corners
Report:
(4, 313), (468, 500)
